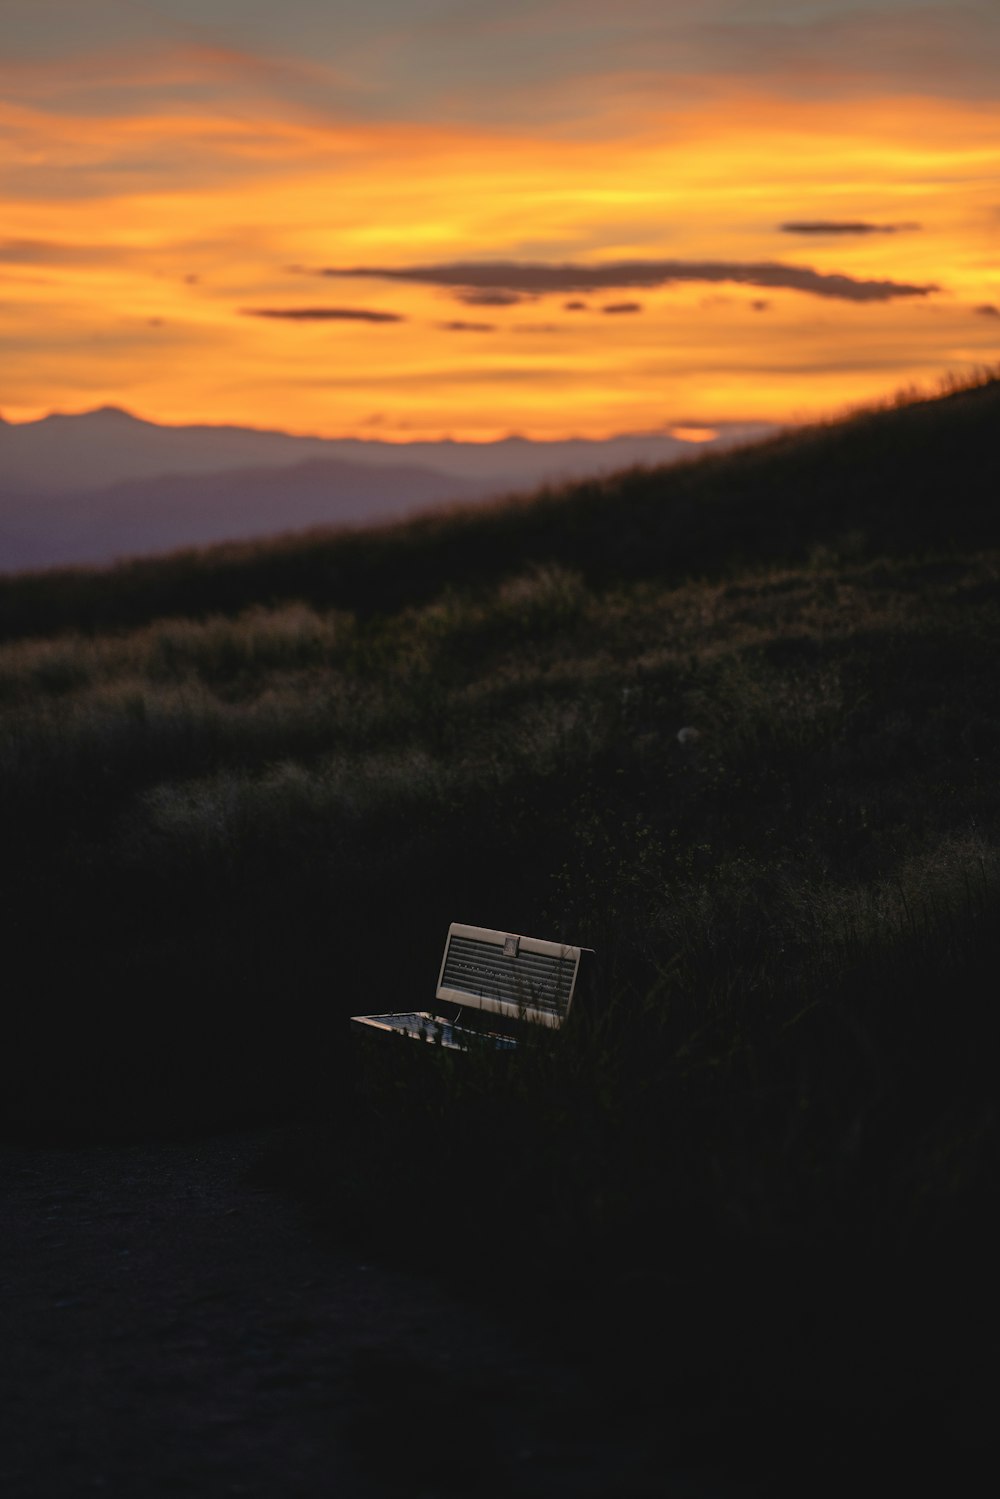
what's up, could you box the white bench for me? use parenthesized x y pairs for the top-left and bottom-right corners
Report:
(350, 922), (591, 1051)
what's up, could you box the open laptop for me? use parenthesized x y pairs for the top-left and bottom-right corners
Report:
(350, 922), (590, 1051)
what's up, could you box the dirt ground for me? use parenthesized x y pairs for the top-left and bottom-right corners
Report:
(0, 1127), (752, 1498)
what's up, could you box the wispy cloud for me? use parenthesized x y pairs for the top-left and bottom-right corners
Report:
(975, 303), (999, 317)
(305, 258), (939, 304)
(241, 306), (404, 323)
(0, 237), (132, 265)
(0, 35), (361, 126)
(3, 1), (998, 130)
(437, 320), (496, 332)
(456, 290), (527, 306)
(780, 221), (922, 235)
(602, 301), (643, 314)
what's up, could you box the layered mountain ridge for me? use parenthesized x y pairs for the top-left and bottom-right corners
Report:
(0, 407), (770, 572)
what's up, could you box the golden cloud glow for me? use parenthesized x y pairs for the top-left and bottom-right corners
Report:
(1, 63), (998, 438)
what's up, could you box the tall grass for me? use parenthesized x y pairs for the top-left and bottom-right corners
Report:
(4, 546), (998, 1192)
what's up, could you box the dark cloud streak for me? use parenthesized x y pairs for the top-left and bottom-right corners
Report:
(780, 221), (922, 235)
(241, 306), (404, 323)
(456, 290), (526, 306)
(0, 238), (130, 266)
(306, 259), (938, 304)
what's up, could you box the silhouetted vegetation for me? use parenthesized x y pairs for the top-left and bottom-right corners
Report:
(2, 373), (998, 1481)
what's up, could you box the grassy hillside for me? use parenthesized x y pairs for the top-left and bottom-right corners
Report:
(2, 374), (998, 1477)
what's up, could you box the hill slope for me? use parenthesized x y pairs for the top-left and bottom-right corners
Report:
(0, 376), (996, 640)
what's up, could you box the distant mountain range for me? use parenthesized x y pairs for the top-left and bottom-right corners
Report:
(0, 406), (771, 573)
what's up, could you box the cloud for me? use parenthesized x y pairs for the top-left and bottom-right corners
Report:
(0, 34), (363, 129)
(564, 300), (588, 310)
(602, 301), (642, 314)
(974, 303), (1000, 317)
(437, 320), (496, 331)
(288, 365), (571, 391)
(456, 290), (526, 306)
(309, 258), (939, 304)
(4, 0), (999, 132)
(241, 306), (404, 323)
(751, 299), (770, 312)
(0, 237), (131, 266)
(780, 221), (922, 235)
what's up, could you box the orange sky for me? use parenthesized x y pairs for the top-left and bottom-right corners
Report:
(2, 1), (998, 440)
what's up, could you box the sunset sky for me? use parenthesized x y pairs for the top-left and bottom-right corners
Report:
(2, 0), (998, 440)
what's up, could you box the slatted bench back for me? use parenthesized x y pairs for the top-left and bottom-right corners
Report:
(436, 922), (584, 1029)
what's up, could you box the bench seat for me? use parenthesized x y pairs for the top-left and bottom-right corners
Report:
(349, 1009), (518, 1050)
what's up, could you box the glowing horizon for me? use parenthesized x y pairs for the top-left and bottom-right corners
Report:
(2, 2), (998, 441)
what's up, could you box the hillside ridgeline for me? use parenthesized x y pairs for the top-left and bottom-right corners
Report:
(1, 375), (997, 641)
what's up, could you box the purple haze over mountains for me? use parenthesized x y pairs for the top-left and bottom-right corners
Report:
(0, 407), (772, 574)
